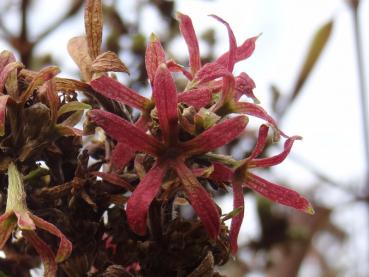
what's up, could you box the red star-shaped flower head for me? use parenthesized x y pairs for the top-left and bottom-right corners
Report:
(89, 64), (248, 238)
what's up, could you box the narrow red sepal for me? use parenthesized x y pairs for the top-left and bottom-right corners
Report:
(166, 59), (193, 80)
(89, 109), (163, 156)
(232, 102), (286, 136)
(209, 163), (233, 182)
(245, 173), (314, 214)
(176, 12), (201, 74)
(110, 142), (135, 170)
(182, 116), (248, 155)
(177, 88), (212, 109)
(230, 180), (244, 254)
(91, 76), (150, 111)
(194, 62), (230, 85)
(249, 136), (301, 168)
(153, 64), (178, 145)
(174, 160), (220, 239)
(145, 34), (166, 84)
(126, 162), (167, 235)
(216, 36), (258, 67)
(210, 15), (237, 72)
(235, 72), (258, 102)
(247, 124), (269, 160)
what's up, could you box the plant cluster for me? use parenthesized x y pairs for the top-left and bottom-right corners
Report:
(0, 1), (313, 276)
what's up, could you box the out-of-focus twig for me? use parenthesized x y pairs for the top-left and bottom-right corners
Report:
(267, 206), (331, 277)
(275, 20), (333, 120)
(288, 153), (360, 197)
(19, 0), (31, 66)
(0, 1), (15, 38)
(0, 0), (84, 68)
(348, 0), (369, 191)
(34, 0), (84, 44)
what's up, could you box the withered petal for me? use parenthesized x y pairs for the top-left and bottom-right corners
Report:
(0, 95), (9, 136)
(29, 213), (72, 263)
(23, 230), (57, 277)
(0, 212), (17, 249)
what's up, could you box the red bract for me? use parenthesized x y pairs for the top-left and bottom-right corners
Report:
(89, 64), (248, 238)
(210, 125), (313, 253)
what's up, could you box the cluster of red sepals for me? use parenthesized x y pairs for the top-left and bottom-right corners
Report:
(89, 12), (314, 255)
(0, 9), (313, 276)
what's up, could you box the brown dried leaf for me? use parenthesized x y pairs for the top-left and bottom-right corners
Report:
(109, 194), (129, 207)
(0, 61), (24, 95)
(80, 190), (97, 210)
(0, 155), (12, 171)
(60, 110), (84, 127)
(57, 102), (91, 118)
(55, 125), (83, 137)
(39, 183), (72, 199)
(20, 66), (60, 103)
(20, 70), (91, 92)
(44, 79), (59, 122)
(0, 50), (16, 72)
(56, 79), (90, 92)
(5, 68), (19, 98)
(188, 251), (214, 277)
(91, 51), (129, 74)
(85, 0), (103, 60)
(292, 20), (333, 101)
(0, 95), (9, 136)
(102, 265), (134, 277)
(67, 36), (93, 82)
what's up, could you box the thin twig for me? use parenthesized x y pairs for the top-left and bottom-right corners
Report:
(289, 153), (358, 196)
(34, 0), (84, 44)
(18, 0), (32, 67)
(350, 0), (369, 191)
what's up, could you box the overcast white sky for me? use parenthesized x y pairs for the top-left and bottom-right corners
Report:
(1, 0), (368, 276)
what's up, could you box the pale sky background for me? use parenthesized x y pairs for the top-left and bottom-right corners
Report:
(0, 0), (368, 276)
